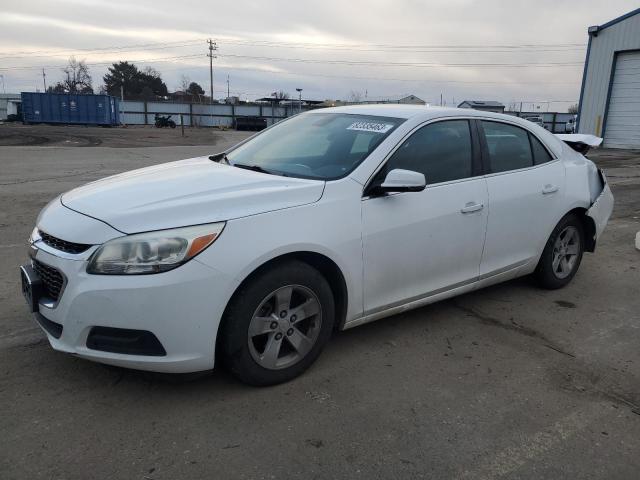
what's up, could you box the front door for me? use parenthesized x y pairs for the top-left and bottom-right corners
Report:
(361, 119), (489, 315)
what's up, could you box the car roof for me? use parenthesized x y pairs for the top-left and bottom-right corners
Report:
(309, 104), (522, 123)
(307, 104), (566, 156)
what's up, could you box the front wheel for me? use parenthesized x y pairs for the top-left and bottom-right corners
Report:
(534, 213), (585, 289)
(220, 260), (335, 386)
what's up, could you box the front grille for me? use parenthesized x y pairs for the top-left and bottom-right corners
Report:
(40, 230), (91, 254)
(32, 259), (64, 301)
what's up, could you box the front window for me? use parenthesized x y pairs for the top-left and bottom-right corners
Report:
(225, 113), (404, 180)
(378, 120), (474, 185)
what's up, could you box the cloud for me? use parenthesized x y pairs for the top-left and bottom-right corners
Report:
(1, 0), (638, 108)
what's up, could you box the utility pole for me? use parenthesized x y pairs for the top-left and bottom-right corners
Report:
(207, 39), (217, 104)
(120, 84), (124, 101)
(227, 74), (230, 99)
(42, 69), (47, 91)
(296, 88), (303, 113)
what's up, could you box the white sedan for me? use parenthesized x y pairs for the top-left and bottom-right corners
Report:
(20, 105), (613, 385)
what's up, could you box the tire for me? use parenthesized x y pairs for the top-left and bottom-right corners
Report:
(534, 213), (585, 289)
(220, 260), (335, 386)
(169, 121), (176, 129)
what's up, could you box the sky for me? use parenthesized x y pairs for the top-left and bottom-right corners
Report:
(0, 0), (638, 111)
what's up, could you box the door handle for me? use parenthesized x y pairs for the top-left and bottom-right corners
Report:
(542, 184), (559, 195)
(460, 202), (484, 214)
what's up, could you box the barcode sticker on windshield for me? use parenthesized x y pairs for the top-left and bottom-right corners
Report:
(347, 122), (394, 134)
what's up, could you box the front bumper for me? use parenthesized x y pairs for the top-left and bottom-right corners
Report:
(28, 247), (235, 373)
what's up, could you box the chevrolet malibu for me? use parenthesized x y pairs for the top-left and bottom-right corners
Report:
(21, 105), (613, 385)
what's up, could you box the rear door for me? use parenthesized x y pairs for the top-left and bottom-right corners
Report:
(361, 119), (488, 314)
(478, 120), (566, 277)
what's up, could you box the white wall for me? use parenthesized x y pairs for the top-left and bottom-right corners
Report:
(0, 94), (21, 120)
(119, 100), (303, 127)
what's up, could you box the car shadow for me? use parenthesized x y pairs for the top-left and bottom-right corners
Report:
(19, 275), (537, 396)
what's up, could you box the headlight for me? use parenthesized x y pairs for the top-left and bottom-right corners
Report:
(87, 223), (225, 275)
(30, 227), (41, 244)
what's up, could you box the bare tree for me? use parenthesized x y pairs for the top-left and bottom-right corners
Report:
(179, 75), (190, 93)
(53, 57), (93, 93)
(568, 103), (579, 114)
(347, 90), (364, 103)
(273, 90), (289, 100)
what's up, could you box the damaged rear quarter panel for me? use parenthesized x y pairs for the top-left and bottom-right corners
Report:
(561, 147), (614, 242)
(586, 170), (614, 239)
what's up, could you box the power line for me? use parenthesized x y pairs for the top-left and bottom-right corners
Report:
(215, 37), (585, 50)
(4, 58), (581, 88)
(215, 64), (581, 85)
(0, 41), (205, 61)
(0, 37), (585, 61)
(0, 54), (205, 71)
(0, 52), (583, 73)
(0, 36), (586, 95)
(218, 38), (586, 54)
(215, 53), (583, 68)
(0, 39), (206, 58)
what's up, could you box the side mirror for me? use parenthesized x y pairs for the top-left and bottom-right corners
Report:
(378, 169), (426, 193)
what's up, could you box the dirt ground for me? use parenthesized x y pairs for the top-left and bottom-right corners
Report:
(0, 125), (639, 480)
(0, 122), (248, 148)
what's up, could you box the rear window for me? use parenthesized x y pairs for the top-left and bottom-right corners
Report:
(481, 121), (534, 173)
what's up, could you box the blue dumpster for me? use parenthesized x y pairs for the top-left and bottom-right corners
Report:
(21, 92), (120, 126)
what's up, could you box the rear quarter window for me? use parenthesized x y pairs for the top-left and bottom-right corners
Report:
(529, 133), (554, 165)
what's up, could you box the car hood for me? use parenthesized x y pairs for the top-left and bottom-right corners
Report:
(61, 156), (325, 233)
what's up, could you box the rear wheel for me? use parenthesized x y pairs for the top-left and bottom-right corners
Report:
(220, 260), (335, 386)
(534, 214), (585, 289)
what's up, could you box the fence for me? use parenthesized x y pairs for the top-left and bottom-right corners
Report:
(505, 111), (576, 133)
(119, 100), (313, 127)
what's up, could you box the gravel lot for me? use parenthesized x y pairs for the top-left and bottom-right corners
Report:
(0, 124), (639, 479)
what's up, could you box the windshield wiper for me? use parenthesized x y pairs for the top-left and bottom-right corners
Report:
(233, 163), (286, 176)
(209, 152), (229, 164)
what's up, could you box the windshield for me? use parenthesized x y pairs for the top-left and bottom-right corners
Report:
(225, 113), (404, 180)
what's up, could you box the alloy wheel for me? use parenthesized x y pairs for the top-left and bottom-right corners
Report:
(247, 285), (322, 370)
(551, 226), (581, 279)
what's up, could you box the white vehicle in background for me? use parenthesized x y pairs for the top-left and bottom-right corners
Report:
(21, 105), (613, 386)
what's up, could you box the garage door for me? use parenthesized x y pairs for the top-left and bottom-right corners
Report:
(604, 50), (640, 149)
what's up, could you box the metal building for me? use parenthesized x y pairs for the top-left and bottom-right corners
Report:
(577, 8), (640, 148)
(0, 93), (21, 120)
(457, 100), (505, 113)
